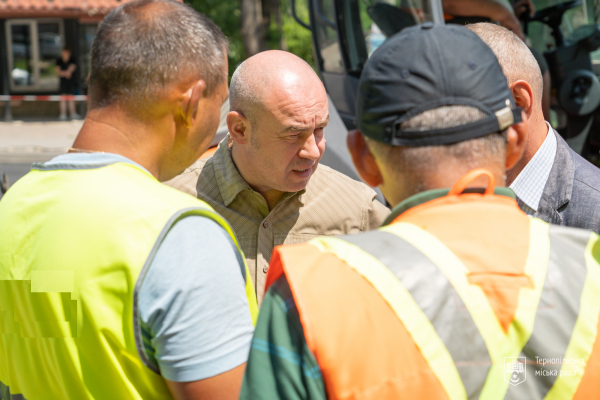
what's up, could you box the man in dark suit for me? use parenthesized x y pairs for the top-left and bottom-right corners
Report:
(469, 23), (600, 233)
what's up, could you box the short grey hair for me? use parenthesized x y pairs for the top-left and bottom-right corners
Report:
(366, 106), (507, 193)
(467, 23), (543, 105)
(89, 0), (228, 110)
(229, 60), (261, 124)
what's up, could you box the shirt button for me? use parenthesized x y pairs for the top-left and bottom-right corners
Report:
(263, 266), (269, 273)
(263, 221), (268, 228)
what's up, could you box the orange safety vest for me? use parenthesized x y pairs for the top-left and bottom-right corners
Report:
(266, 170), (600, 400)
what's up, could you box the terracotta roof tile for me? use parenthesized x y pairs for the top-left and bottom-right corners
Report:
(0, 0), (137, 14)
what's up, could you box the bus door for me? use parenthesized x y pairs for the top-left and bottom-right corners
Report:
(294, 0), (445, 129)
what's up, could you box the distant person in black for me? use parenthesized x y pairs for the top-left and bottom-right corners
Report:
(55, 46), (81, 120)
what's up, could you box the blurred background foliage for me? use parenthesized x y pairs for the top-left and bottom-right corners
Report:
(185, 0), (315, 79)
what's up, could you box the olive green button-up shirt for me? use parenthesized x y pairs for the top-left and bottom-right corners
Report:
(165, 137), (390, 303)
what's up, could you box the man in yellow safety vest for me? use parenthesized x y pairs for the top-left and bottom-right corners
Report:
(0, 1), (257, 399)
(241, 23), (600, 400)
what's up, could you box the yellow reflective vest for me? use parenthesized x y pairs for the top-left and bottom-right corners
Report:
(0, 160), (258, 400)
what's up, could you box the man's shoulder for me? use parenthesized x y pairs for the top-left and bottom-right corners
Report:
(304, 165), (389, 230)
(164, 157), (213, 198)
(546, 138), (600, 232)
(571, 150), (600, 195)
(544, 132), (600, 202)
(309, 164), (376, 199)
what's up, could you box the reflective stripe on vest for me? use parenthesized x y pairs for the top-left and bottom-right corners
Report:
(340, 230), (491, 399)
(310, 234), (469, 400)
(543, 227), (600, 399)
(506, 225), (589, 399)
(385, 219), (550, 399)
(309, 219), (600, 400)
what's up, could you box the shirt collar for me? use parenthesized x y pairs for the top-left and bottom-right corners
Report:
(509, 122), (557, 212)
(382, 187), (516, 226)
(212, 135), (306, 207)
(213, 136), (253, 207)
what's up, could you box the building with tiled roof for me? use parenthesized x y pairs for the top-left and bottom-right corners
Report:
(0, 0), (136, 105)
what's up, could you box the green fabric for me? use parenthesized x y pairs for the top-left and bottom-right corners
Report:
(240, 276), (326, 400)
(0, 162), (256, 400)
(382, 187), (516, 226)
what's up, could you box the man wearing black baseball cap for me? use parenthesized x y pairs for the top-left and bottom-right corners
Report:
(240, 24), (600, 400)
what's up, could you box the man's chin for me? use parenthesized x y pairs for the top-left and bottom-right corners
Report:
(285, 170), (316, 191)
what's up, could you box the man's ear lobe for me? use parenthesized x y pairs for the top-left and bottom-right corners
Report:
(505, 115), (527, 170)
(183, 80), (206, 128)
(510, 80), (534, 117)
(347, 130), (383, 188)
(227, 111), (250, 144)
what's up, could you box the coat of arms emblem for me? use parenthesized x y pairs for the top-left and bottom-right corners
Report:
(504, 357), (527, 386)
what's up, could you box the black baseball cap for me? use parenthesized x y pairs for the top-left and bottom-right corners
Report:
(356, 23), (522, 146)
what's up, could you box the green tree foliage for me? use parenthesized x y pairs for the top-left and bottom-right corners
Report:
(279, 0), (315, 67)
(185, 0), (316, 77)
(185, 0), (245, 77)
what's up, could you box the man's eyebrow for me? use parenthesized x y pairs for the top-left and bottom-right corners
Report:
(282, 124), (312, 133)
(282, 116), (330, 133)
(318, 115), (330, 127)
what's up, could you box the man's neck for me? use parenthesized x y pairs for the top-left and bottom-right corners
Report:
(260, 190), (286, 210)
(506, 118), (548, 185)
(385, 165), (506, 207)
(230, 144), (285, 210)
(72, 107), (170, 180)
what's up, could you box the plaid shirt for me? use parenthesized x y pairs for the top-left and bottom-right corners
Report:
(510, 123), (557, 215)
(166, 137), (390, 303)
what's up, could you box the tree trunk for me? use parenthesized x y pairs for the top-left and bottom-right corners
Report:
(274, 0), (287, 50)
(241, 0), (268, 57)
(262, 0), (272, 34)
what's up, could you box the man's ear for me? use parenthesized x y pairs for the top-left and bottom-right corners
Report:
(182, 79), (207, 128)
(505, 111), (528, 170)
(227, 111), (250, 145)
(510, 80), (534, 120)
(347, 129), (383, 188)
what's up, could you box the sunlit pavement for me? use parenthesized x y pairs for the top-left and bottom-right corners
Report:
(0, 119), (82, 163)
(0, 120), (83, 198)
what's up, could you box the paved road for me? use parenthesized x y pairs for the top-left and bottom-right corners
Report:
(0, 163), (32, 200)
(0, 120), (80, 162)
(0, 120), (82, 199)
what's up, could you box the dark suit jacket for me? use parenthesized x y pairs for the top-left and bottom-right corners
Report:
(534, 130), (600, 233)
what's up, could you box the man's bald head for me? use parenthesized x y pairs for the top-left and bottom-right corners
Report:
(467, 23), (543, 105)
(227, 50), (328, 203)
(229, 51), (323, 126)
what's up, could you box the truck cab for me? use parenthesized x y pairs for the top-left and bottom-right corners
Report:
(298, 0), (600, 164)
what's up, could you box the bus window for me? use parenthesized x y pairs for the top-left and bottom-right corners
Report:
(315, 0), (346, 73)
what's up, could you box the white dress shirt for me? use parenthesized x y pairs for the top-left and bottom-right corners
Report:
(509, 122), (557, 215)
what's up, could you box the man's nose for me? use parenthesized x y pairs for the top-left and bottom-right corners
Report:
(299, 132), (321, 161)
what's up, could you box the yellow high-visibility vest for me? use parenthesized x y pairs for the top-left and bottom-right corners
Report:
(0, 160), (258, 400)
